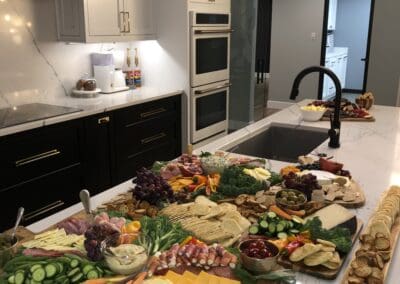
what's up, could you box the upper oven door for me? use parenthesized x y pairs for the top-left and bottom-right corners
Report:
(191, 26), (232, 87)
(190, 12), (231, 27)
(191, 81), (230, 143)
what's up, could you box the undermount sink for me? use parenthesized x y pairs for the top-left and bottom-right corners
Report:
(227, 123), (328, 163)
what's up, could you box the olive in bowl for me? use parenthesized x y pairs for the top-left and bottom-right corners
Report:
(276, 189), (307, 211)
(238, 239), (279, 273)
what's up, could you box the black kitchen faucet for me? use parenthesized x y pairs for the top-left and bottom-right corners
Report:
(289, 66), (342, 148)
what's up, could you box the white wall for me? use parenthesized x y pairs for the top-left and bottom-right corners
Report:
(367, 0), (400, 106)
(0, 0), (184, 109)
(268, 0), (325, 103)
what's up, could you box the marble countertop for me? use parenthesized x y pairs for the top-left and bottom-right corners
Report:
(27, 100), (400, 283)
(0, 87), (183, 137)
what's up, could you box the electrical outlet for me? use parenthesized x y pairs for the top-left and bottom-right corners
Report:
(311, 32), (317, 40)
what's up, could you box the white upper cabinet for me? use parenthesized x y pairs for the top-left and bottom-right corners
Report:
(55, 0), (156, 43)
(327, 0), (337, 30)
(86, 0), (122, 36)
(124, 0), (155, 35)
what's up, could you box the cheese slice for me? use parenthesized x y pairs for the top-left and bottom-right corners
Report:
(183, 271), (197, 281)
(208, 274), (220, 284)
(165, 271), (183, 283)
(194, 271), (210, 284)
(305, 204), (357, 234)
(218, 276), (241, 284)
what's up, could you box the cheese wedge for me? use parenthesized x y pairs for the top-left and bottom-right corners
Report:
(305, 204), (357, 234)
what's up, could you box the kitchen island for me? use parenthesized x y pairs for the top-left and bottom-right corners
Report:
(26, 100), (400, 283)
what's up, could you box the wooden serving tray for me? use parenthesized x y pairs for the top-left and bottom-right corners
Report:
(321, 116), (375, 122)
(329, 181), (366, 209)
(341, 192), (400, 283)
(277, 218), (363, 280)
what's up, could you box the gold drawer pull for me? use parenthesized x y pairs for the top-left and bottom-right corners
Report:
(24, 200), (65, 221)
(15, 149), (61, 167)
(98, 116), (110, 124)
(140, 108), (166, 118)
(141, 132), (167, 145)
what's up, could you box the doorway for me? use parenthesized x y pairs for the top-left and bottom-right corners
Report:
(253, 0), (274, 122)
(319, 0), (375, 101)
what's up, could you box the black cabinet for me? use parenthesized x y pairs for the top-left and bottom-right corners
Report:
(113, 95), (182, 183)
(0, 120), (84, 231)
(0, 94), (182, 230)
(81, 113), (114, 194)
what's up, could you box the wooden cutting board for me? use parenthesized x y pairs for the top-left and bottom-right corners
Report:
(321, 116), (375, 122)
(329, 181), (366, 209)
(277, 218), (363, 280)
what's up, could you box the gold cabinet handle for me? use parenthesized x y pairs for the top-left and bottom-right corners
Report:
(125, 12), (130, 33)
(141, 132), (167, 145)
(24, 200), (65, 221)
(15, 149), (61, 167)
(98, 116), (110, 125)
(120, 11), (126, 32)
(140, 108), (166, 118)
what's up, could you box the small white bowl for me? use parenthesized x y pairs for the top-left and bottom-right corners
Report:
(300, 108), (326, 122)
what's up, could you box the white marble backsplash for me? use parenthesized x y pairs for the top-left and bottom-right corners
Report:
(0, 0), (166, 109)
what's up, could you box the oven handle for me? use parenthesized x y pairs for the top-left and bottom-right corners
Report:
(194, 83), (231, 95)
(194, 29), (234, 35)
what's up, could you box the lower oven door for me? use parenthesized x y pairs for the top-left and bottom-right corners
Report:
(191, 81), (230, 143)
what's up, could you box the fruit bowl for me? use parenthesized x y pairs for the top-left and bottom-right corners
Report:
(238, 239), (279, 273)
(300, 106), (326, 122)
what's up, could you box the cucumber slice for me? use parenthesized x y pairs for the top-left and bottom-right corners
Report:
(55, 275), (68, 284)
(249, 225), (259, 235)
(8, 275), (15, 284)
(70, 273), (83, 283)
(45, 264), (58, 278)
(86, 270), (99, 280)
(268, 223), (276, 234)
(259, 220), (269, 230)
(288, 221), (294, 228)
(276, 222), (285, 232)
(29, 265), (42, 274)
(14, 271), (25, 284)
(277, 232), (288, 239)
(31, 268), (45, 282)
(69, 259), (79, 269)
(267, 212), (277, 219)
(82, 264), (95, 276)
(67, 268), (80, 278)
(54, 262), (64, 274)
(96, 266), (104, 277)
